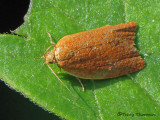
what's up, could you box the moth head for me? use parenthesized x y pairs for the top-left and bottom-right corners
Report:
(42, 49), (56, 64)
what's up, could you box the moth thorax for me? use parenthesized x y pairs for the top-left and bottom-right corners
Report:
(43, 50), (56, 64)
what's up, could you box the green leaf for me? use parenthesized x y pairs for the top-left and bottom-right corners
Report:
(0, 0), (160, 119)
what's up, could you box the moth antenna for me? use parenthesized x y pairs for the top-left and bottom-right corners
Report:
(46, 64), (74, 96)
(46, 31), (56, 45)
(76, 78), (85, 92)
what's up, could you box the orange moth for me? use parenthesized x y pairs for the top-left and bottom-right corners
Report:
(42, 22), (145, 91)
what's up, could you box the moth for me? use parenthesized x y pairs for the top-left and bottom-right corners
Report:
(42, 22), (145, 92)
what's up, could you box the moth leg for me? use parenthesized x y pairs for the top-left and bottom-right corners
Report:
(46, 31), (56, 46)
(42, 45), (54, 57)
(76, 78), (84, 92)
(42, 31), (56, 57)
(57, 67), (61, 74)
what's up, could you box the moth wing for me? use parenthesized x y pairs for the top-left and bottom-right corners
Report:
(56, 22), (144, 79)
(108, 21), (137, 32)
